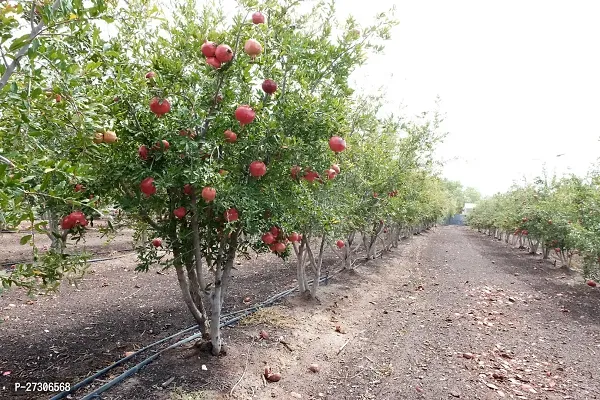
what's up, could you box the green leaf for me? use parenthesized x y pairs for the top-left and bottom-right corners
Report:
(8, 34), (30, 52)
(20, 234), (32, 245)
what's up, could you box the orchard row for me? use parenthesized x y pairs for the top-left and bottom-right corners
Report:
(466, 173), (600, 283)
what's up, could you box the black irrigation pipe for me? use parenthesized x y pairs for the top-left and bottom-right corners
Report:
(1, 250), (136, 268)
(49, 271), (332, 400)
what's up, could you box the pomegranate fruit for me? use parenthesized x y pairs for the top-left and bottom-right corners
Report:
(326, 168), (337, 180)
(152, 238), (162, 247)
(289, 232), (300, 242)
(328, 136), (346, 153)
(235, 105), (255, 125)
(173, 207), (186, 219)
(336, 240), (345, 249)
(74, 184), (84, 192)
(61, 211), (88, 230)
(93, 132), (104, 144)
(249, 160), (266, 177)
(224, 130), (237, 143)
(262, 232), (275, 245)
(215, 44), (234, 63)
(270, 226), (280, 236)
(262, 79), (277, 94)
(304, 170), (319, 182)
(331, 164), (340, 174)
(153, 140), (169, 151)
(252, 11), (265, 24)
(145, 71), (156, 79)
(138, 145), (149, 160)
(201, 40), (217, 57)
(183, 184), (193, 196)
(243, 38), (262, 57)
(206, 57), (221, 69)
(290, 165), (302, 179)
(587, 280), (597, 287)
(103, 130), (118, 143)
(273, 242), (286, 253)
(140, 177), (156, 197)
(201, 187), (216, 202)
(149, 97), (171, 117)
(224, 208), (239, 222)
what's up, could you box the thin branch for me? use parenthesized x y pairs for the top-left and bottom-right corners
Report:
(309, 33), (372, 94)
(0, 0), (62, 90)
(0, 155), (15, 168)
(0, 46), (8, 69)
(30, 1), (36, 31)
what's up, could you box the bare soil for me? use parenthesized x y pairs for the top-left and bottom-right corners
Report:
(1, 226), (599, 400)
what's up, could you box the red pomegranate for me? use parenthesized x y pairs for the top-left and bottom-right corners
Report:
(249, 160), (267, 177)
(262, 232), (275, 244)
(235, 105), (256, 126)
(201, 40), (217, 57)
(224, 208), (239, 222)
(215, 44), (234, 63)
(201, 187), (216, 202)
(272, 242), (286, 253)
(329, 136), (346, 153)
(138, 145), (149, 160)
(173, 207), (187, 219)
(149, 97), (171, 117)
(262, 79), (277, 94)
(290, 165), (302, 179)
(206, 57), (221, 69)
(224, 130), (237, 143)
(243, 39), (262, 57)
(140, 177), (156, 197)
(252, 12), (265, 24)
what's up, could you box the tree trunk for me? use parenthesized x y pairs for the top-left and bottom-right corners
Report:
(210, 232), (238, 355)
(306, 235), (326, 297)
(174, 257), (207, 334)
(190, 193), (207, 291)
(44, 210), (66, 253)
(293, 240), (307, 293)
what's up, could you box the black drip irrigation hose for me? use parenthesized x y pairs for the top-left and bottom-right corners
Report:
(49, 272), (332, 400)
(1, 251), (136, 269)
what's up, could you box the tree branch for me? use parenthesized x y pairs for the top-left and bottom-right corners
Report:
(0, 0), (62, 90)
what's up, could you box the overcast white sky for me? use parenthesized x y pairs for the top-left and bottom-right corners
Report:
(336, 0), (600, 196)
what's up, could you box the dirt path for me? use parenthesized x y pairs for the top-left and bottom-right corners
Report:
(2, 226), (599, 399)
(149, 225), (598, 400)
(271, 225), (599, 400)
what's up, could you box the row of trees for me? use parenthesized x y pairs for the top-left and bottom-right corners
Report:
(1, 0), (465, 354)
(466, 170), (600, 280)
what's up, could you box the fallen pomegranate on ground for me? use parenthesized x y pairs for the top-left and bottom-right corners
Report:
(264, 367), (281, 382)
